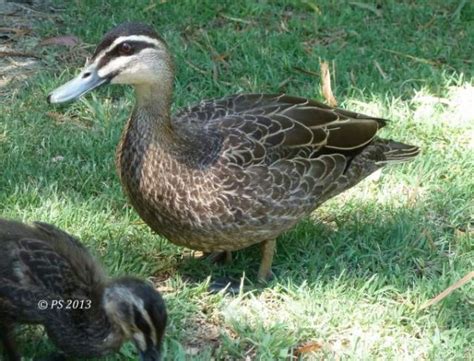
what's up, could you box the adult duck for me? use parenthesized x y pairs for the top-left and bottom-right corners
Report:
(48, 22), (419, 281)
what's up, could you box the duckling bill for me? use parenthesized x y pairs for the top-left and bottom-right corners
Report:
(48, 22), (420, 282)
(0, 218), (166, 360)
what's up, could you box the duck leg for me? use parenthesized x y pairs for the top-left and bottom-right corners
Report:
(0, 323), (20, 361)
(257, 239), (276, 282)
(208, 241), (275, 292)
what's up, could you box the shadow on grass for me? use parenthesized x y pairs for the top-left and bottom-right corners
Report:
(175, 197), (451, 290)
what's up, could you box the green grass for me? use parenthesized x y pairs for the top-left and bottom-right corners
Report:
(1, 0), (473, 359)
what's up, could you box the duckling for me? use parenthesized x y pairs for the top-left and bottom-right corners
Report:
(48, 22), (420, 282)
(0, 218), (167, 360)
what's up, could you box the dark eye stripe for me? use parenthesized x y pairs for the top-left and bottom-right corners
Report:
(96, 41), (157, 69)
(133, 307), (153, 346)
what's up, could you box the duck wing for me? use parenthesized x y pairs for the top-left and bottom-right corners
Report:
(30, 222), (106, 290)
(177, 93), (385, 166)
(0, 221), (105, 320)
(174, 94), (388, 224)
(173, 94), (418, 235)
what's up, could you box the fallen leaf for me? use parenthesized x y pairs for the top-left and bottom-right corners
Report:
(294, 340), (324, 355)
(40, 35), (80, 47)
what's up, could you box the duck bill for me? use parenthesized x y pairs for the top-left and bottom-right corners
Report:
(47, 64), (108, 104)
(139, 347), (161, 361)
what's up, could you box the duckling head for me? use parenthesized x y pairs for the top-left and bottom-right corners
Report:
(103, 277), (167, 361)
(48, 22), (173, 104)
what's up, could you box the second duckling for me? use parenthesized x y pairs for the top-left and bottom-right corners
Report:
(0, 218), (167, 361)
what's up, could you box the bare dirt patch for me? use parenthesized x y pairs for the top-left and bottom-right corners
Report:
(0, 0), (49, 96)
(0, 0), (89, 98)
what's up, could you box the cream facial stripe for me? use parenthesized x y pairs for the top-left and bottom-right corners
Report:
(97, 55), (136, 78)
(91, 35), (162, 66)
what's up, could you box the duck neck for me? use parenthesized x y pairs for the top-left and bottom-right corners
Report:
(132, 66), (175, 134)
(43, 292), (124, 357)
(135, 84), (171, 118)
(119, 75), (216, 171)
(130, 86), (187, 159)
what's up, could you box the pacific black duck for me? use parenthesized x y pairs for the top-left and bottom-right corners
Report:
(0, 218), (167, 361)
(48, 22), (420, 281)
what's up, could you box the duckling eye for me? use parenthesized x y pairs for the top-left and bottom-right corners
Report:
(119, 42), (133, 55)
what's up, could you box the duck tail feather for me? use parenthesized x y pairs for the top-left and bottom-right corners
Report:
(376, 139), (420, 165)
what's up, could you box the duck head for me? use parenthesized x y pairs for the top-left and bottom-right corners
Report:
(103, 277), (167, 361)
(47, 22), (173, 104)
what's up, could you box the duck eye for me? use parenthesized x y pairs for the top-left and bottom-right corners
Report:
(119, 42), (133, 55)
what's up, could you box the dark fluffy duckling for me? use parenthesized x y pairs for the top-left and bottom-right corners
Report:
(0, 218), (167, 361)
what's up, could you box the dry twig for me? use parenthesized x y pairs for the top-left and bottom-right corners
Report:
(0, 50), (40, 59)
(320, 60), (337, 106)
(420, 271), (474, 310)
(292, 66), (319, 77)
